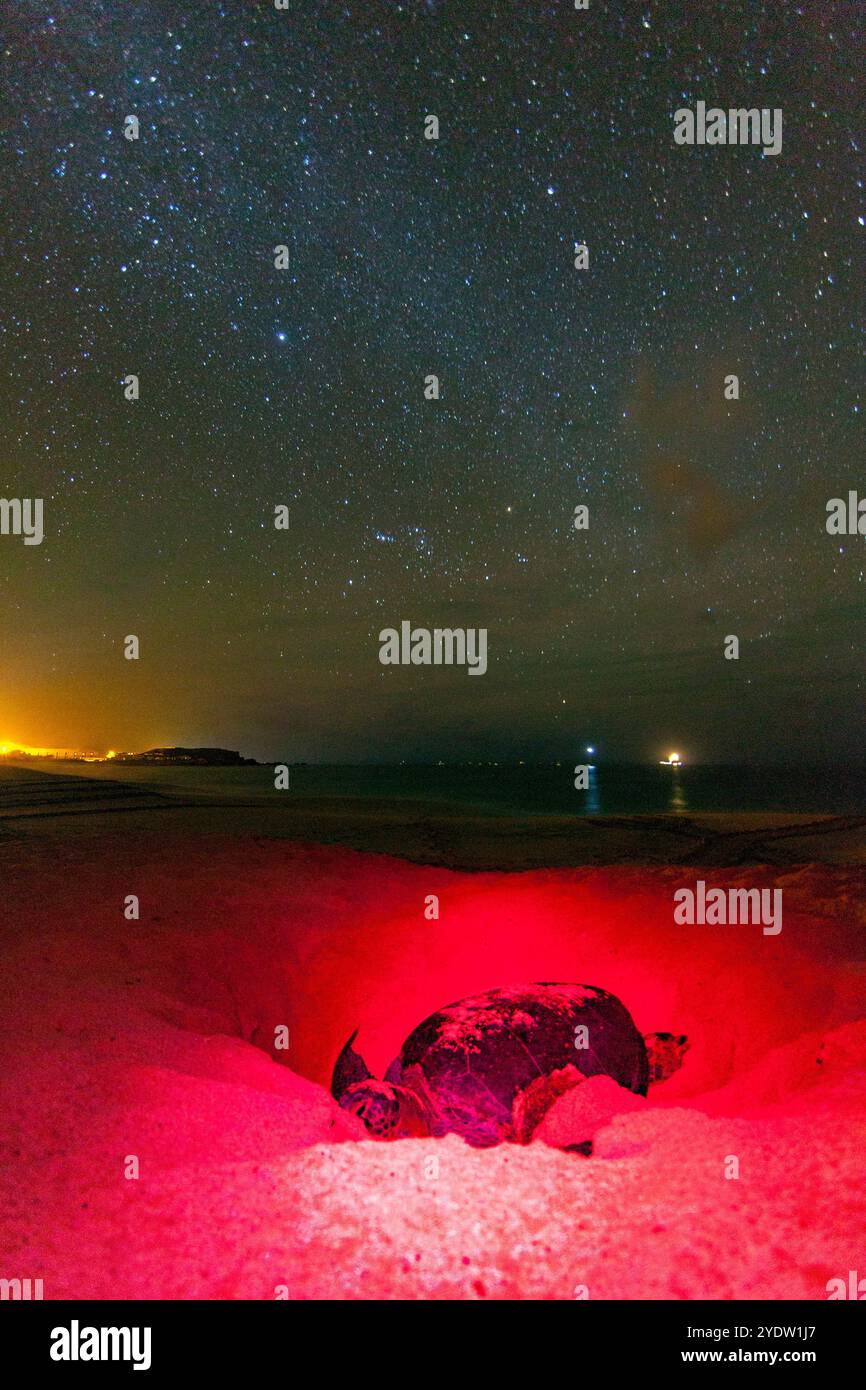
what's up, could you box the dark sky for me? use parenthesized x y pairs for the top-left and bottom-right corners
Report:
(0, 1), (862, 763)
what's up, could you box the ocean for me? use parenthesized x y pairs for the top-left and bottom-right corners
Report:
(2, 760), (864, 817)
(278, 762), (866, 815)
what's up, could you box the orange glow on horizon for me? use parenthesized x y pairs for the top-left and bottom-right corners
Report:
(0, 739), (107, 759)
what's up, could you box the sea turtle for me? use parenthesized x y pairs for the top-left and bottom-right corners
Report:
(331, 982), (688, 1148)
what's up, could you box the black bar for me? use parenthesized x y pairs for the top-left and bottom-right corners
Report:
(2, 1298), (861, 1376)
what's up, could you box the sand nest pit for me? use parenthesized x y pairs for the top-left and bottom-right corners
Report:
(0, 834), (864, 1298)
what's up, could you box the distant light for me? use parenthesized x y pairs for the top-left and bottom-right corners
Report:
(586, 746), (594, 755)
(660, 750), (683, 766)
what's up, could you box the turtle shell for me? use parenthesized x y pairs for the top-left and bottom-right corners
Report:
(385, 982), (648, 1147)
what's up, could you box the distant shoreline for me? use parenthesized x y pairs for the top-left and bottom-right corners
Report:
(3, 757), (866, 771)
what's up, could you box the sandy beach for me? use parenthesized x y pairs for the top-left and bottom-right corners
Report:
(1, 763), (864, 1299)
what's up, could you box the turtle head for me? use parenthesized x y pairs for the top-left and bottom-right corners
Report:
(332, 1031), (432, 1139)
(339, 1080), (404, 1138)
(644, 1032), (689, 1084)
(339, 1079), (432, 1139)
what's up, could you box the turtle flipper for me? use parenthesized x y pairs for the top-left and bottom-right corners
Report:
(644, 1032), (689, 1084)
(331, 1028), (373, 1101)
(383, 1056), (403, 1084)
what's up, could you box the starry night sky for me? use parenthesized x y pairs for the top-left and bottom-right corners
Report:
(0, 1), (863, 763)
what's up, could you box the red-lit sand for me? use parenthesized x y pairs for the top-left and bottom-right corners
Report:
(0, 831), (864, 1299)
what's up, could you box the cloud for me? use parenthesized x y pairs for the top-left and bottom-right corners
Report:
(623, 359), (760, 560)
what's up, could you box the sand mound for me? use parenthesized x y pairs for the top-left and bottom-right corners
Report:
(533, 1075), (649, 1149)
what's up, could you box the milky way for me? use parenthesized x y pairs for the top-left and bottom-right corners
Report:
(0, 2), (862, 761)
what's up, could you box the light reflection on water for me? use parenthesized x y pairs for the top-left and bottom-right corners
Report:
(667, 771), (688, 813)
(584, 766), (601, 815)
